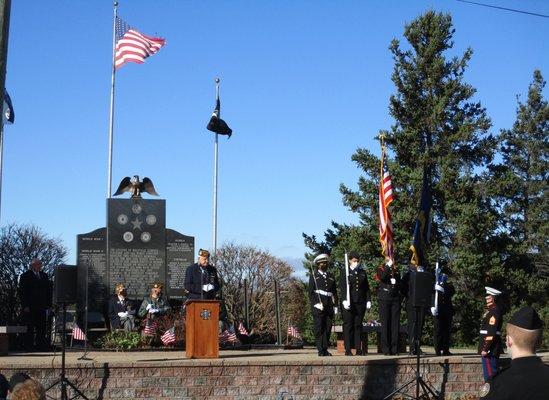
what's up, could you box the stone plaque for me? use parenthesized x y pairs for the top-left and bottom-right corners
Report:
(166, 229), (195, 299)
(76, 228), (107, 311)
(107, 198), (166, 299)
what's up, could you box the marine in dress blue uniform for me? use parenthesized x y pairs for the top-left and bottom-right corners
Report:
(481, 306), (549, 399)
(479, 287), (504, 382)
(308, 254), (338, 357)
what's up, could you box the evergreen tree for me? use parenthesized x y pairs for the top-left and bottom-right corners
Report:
(490, 70), (549, 344)
(304, 11), (497, 345)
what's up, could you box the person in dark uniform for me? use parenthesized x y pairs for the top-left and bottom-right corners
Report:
(108, 283), (137, 331)
(18, 259), (52, 351)
(482, 306), (549, 399)
(340, 251), (371, 356)
(479, 287), (504, 382)
(401, 264), (429, 355)
(184, 249), (221, 300)
(375, 258), (401, 355)
(430, 271), (454, 356)
(138, 283), (170, 340)
(308, 253), (337, 357)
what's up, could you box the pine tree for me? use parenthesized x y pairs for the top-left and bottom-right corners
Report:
(304, 11), (497, 345)
(490, 70), (549, 343)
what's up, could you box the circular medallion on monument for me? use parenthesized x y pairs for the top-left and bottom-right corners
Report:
(123, 231), (134, 242)
(117, 214), (128, 225)
(146, 214), (156, 225)
(132, 204), (142, 214)
(141, 232), (151, 243)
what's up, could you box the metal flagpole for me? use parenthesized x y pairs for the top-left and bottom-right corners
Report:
(107, 1), (118, 198)
(0, 0), (12, 222)
(212, 78), (220, 254)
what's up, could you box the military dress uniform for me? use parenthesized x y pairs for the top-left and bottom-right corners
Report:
(375, 261), (401, 355)
(401, 265), (428, 355)
(308, 254), (337, 356)
(433, 274), (454, 356)
(479, 287), (504, 381)
(340, 253), (371, 355)
(481, 306), (549, 399)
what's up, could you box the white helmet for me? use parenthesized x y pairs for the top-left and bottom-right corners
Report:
(313, 254), (330, 266)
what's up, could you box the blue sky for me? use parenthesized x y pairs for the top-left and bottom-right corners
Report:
(1, 1), (547, 272)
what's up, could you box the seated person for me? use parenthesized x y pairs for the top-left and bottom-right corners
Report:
(138, 283), (170, 336)
(108, 283), (137, 331)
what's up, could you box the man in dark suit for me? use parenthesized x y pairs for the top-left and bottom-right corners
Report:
(184, 249), (221, 300)
(108, 283), (137, 331)
(340, 252), (371, 356)
(18, 259), (52, 351)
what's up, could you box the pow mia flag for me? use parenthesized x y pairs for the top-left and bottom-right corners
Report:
(207, 98), (232, 138)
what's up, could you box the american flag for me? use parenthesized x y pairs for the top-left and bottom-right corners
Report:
(161, 327), (176, 346)
(143, 319), (158, 336)
(72, 323), (86, 341)
(219, 329), (238, 345)
(114, 17), (165, 69)
(378, 146), (395, 262)
(237, 322), (249, 336)
(287, 325), (301, 340)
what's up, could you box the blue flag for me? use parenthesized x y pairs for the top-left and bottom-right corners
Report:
(410, 167), (431, 267)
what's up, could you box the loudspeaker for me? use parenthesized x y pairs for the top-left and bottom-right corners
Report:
(410, 271), (433, 307)
(54, 264), (78, 304)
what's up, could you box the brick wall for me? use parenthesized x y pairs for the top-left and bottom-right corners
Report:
(0, 357), (504, 400)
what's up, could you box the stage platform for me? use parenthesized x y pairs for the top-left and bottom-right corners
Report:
(1, 347), (547, 400)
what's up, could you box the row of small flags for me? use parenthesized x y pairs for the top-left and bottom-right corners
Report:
(73, 321), (300, 345)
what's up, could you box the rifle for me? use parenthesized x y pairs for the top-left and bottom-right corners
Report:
(344, 251), (350, 308)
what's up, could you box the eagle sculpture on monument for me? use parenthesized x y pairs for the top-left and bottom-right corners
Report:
(113, 175), (159, 198)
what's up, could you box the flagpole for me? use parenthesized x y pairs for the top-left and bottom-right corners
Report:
(107, 1), (118, 198)
(0, 0), (11, 222)
(212, 78), (220, 254)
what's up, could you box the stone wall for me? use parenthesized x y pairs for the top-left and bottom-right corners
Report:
(0, 357), (504, 400)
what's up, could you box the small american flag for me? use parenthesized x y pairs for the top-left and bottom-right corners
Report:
(287, 325), (301, 340)
(237, 322), (249, 336)
(72, 323), (86, 341)
(161, 327), (176, 346)
(114, 17), (165, 69)
(219, 329), (238, 345)
(143, 319), (158, 336)
(378, 146), (395, 262)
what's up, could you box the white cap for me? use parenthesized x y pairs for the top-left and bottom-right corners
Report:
(485, 286), (502, 296)
(313, 254), (329, 265)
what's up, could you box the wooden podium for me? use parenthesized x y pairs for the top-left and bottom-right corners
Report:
(185, 299), (220, 359)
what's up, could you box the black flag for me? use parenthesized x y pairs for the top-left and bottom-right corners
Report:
(207, 98), (232, 138)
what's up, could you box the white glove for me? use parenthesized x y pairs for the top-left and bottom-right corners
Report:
(202, 284), (214, 292)
(146, 303), (152, 311)
(342, 300), (350, 310)
(390, 278), (396, 285)
(117, 312), (127, 318)
(334, 307), (339, 315)
(387, 259), (393, 267)
(430, 306), (437, 316)
(150, 308), (159, 314)
(366, 301), (372, 310)
(435, 284), (445, 293)
(314, 303), (324, 311)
